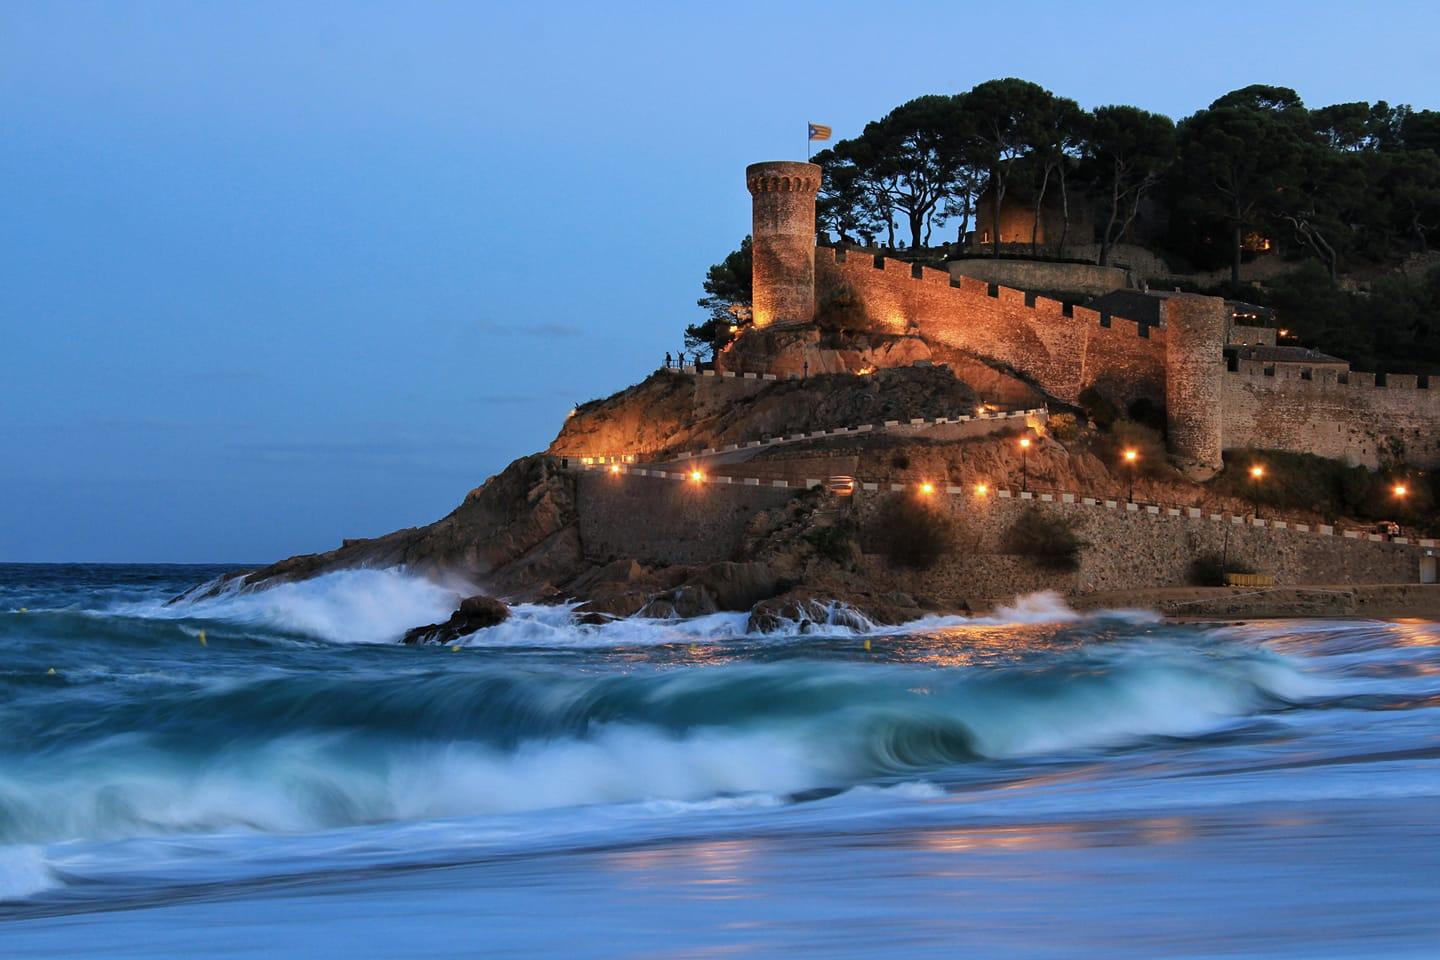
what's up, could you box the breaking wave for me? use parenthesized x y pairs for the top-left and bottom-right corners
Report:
(0, 641), (1319, 848)
(134, 568), (1156, 647)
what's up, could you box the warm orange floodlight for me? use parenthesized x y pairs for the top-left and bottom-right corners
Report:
(1019, 437), (1032, 449)
(609, 464), (621, 475)
(690, 469), (704, 483)
(1250, 465), (1265, 479)
(1124, 449), (1138, 463)
(1394, 484), (1408, 497)
(919, 482), (935, 495)
(974, 483), (988, 496)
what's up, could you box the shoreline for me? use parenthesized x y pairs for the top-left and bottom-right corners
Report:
(1053, 583), (1440, 621)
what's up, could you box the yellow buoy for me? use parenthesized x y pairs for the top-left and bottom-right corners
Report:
(198, 630), (207, 647)
(451, 644), (461, 652)
(864, 638), (872, 652)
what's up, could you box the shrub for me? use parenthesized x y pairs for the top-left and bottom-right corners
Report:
(1047, 412), (1081, 443)
(869, 494), (953, 570)
(1077, 387), (1118, 431)
(890, 452), (911, 470)
(1005, 508), (1086, 571)
(1215, 450), (1436, 531)
(804, 525), (856, 566)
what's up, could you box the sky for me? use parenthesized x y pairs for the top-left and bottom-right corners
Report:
(3, 0), (1438, 562)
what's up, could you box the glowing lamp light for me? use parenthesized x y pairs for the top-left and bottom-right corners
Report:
(1019, 437), (1032, 450)
(1250, 465), (1265, 480)
(1124, 449), (1139, 463)
(919, 482), (935, 495)
(1394, 484), (1408, 497)
(609, 464), (621, 475)
(689, 469), (705, 483)
(974, 483), (989, 496)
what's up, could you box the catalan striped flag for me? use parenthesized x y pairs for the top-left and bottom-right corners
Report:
(808, 123), (832, 142)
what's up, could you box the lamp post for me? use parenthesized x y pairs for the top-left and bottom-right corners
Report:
(1123, 448), (1139, 502)
(1249, 464), (1265, 519)
(1019, 436), (1032, 492)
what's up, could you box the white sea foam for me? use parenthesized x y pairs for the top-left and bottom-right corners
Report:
(121, 568), (469, 645)
(128, 562), (1163, 648)
(0, 846), (59, 901)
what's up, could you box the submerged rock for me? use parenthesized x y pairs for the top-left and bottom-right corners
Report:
(401, 595), (510, 645)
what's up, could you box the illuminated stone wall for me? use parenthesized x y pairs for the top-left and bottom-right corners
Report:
(814, 246), (1170, 408)
(574, 471), (794, 565)
(1221, 365), (1440, 468)
(852, 491), (1426, 596)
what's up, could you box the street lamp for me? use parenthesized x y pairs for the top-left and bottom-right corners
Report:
(974, 482), (989, 497)
(1019, 436), (1032, 492)
(689, 469), (705, 483)
(1394, 483), (1408, 498)
(1123, 448), (1139, 502)
(1249, 464), (1265, 519)
(919, 481), (935, 496)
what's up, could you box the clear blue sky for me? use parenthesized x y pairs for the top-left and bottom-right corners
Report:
(4, 1), (1437, 562)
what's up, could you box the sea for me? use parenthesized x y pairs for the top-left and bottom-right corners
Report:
(1, 563), (1437, 959)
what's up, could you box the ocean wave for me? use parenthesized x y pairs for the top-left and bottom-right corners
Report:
(0, 846), (59, 901)
(0, 642), (1319, 848)
(117, 568), (469, 645)
(124, 567), (1159, 649)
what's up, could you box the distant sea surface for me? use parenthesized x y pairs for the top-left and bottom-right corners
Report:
(1, 563), (1437, 959)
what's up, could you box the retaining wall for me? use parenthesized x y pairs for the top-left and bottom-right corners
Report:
(574, 469), (795, 566)
(854, 489), (1429, 599)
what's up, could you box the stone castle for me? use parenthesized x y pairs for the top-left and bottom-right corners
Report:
(740, 160), (1440, 473)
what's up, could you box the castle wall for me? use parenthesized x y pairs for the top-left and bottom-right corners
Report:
(1221, 365), (1440, 468)
(949, 258), (1127, 297)
(815, 247), (1169, 407)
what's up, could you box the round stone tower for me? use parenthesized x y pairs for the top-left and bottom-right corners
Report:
(746, 161), (821, 328)
(1163, 294), (1227, 478)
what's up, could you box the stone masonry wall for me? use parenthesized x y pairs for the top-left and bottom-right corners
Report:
(816, 246), (1169, 407)
(575, 470), (795, 566)
(949, 258), (1127, 297)
(854, 490), (1425, 601)
(1222, 364), (1440, 468)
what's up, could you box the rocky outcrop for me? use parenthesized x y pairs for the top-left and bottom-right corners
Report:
(550, 365), (997, 464)
(401, 595), (511, 645)
(745, 587), (933, 634)
(717, 326), (934, 379)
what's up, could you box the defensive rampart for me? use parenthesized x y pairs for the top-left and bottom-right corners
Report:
(815, 246), (1170, 408)
(1222, 363), (1440, 468)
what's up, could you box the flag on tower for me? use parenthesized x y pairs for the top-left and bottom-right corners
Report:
(808, 123), (832, 142)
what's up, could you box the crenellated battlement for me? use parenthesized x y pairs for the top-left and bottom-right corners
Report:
(1228, 361), (1433, 391)
(824, 246), (1159, 343)
(817, 245), (1171, 409)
